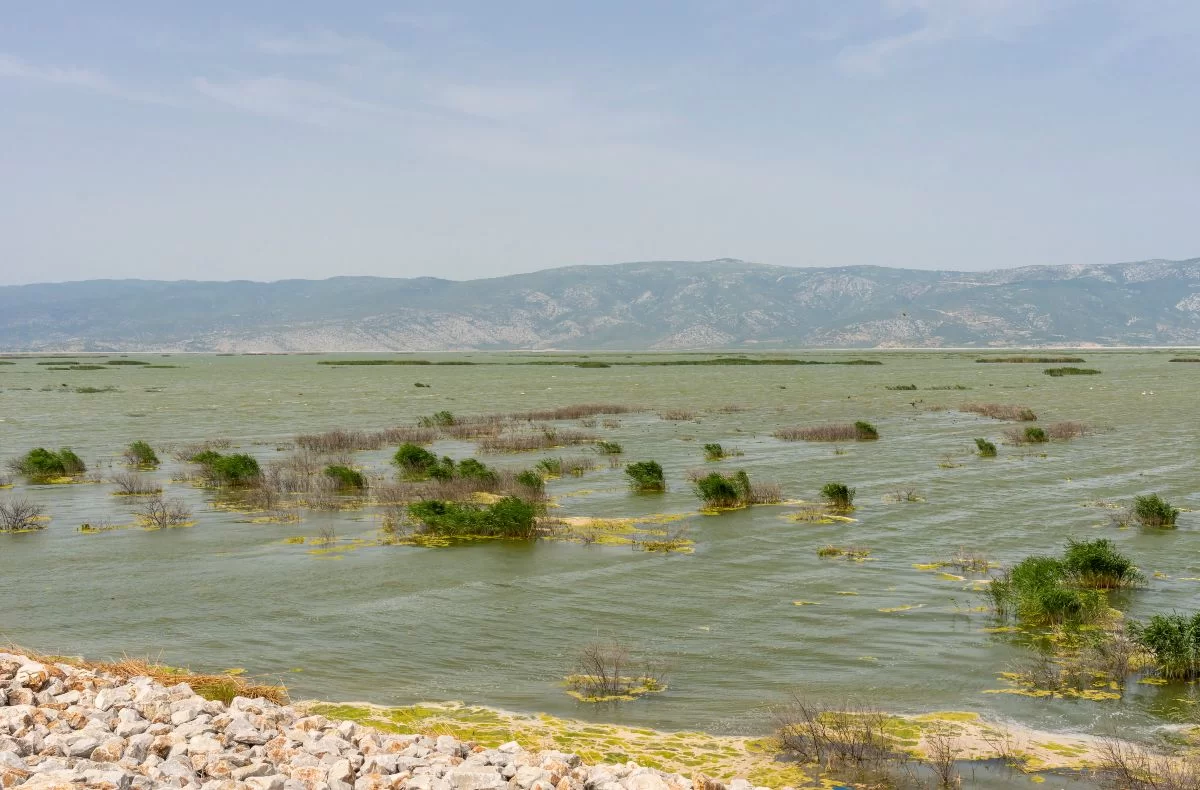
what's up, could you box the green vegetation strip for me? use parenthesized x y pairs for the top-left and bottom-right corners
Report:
(318, 357), (883, 367)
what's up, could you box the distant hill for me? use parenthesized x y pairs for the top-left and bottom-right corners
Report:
(2, 257), (1199, 351)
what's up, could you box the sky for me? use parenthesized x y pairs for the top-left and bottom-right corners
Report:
(2, 1), (1198, 285)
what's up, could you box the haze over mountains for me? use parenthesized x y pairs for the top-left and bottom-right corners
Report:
(3, 258), (1199, 352)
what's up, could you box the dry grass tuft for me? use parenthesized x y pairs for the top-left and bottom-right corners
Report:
(477, 427), (597, 453)
(1045, 421), (1089, 440)
(510, 404), (635, 421)
(659, 409), (698, 421)
(959, 402), (1038, 421)
(774, 424), (857, 442)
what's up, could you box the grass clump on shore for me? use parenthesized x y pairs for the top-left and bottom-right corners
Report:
(774, 421), (878, 442)
(1131, 612), (1200, 680)
(124, 440), (159, 468)
(821, 482), (856, 510)
(976, 356), (1086, 363)
(625, 461), (666, 492)
(1132, 494), (1179, 528)
(10, 448), (86, 480)
(1044, 367), (1101, 377)
(988, 539), (1140, 626)
(960, 402), (1038, 421)
(975, 438), (997, 458)
(407, 497), (538, 539)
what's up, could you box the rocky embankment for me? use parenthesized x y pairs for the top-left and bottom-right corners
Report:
(0, 652), (763, 790)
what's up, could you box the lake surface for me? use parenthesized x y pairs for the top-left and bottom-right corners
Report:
(1, 351), (1198, 746)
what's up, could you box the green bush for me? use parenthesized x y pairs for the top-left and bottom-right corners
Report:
(12, 447), (87, 479)
(1062, 538), (1143, 589)
(535, 458), (563, 477)
(455, 458), (497, 482)
(853, 421), (879, 440)
(515, 470), (545, 492)
(324, 464), (366, 491)
(1133, 494), (1179, 528)
(208, 454), (261, 486)
(694, 470), (751, 508)
(188, 449), (222, 466)
(820, 482), (855, 510)
(988, 547), (1115, 626)
(417, 411), (457, 427)
(975, 438), (997, 458)
(125, 440), (160, 468)
(595, 440), (623, 455)
(393, 443), (440, 478)
(407, 496), (537, 538)
(703, 443), (726, 461)
(625, 461), (666, 493)
(1023, 427), (1048, 443)
(1131, 612), (1200, 680)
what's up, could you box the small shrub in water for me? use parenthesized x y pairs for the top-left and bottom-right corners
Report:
(1133, 494), (1179, 528)
(1024, 427), (1047, 443)
(1131, 612), (1200, 680)
(988, 546), (1114, 627)
(407, 496), (537, 538)
(393, 443), (440, 478)
(324, 465), (366, 491)
(625, 461), (666, 493)
(10, 448), (86, 479)
(885, 384), (917, 391)
(210, 454), (261, 486)
(454, 458), (497, 482)
(1044, 367), (1101, 377)
(693, 470), (751, 508)
(0, 498), (46, 532)
(854, 421), (879, 440)
(975, 438), (997, 458)
(594, 440), (623, 455)
(124, 440), (160, 467)
(821, 482), (855, 510)
(417, 410), (457, 427)
(703, 443), (726, 461)
(535, 458), (563, 477)
(1062, 538), (1143, 589)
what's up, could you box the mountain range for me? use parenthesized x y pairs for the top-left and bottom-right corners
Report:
(2, 257), (1199, 351)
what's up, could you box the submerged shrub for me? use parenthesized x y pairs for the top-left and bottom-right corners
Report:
(594, 440), (623, 455)
(854, 421), (879, 441)
(134, 495), (193, 528)
(625, 461), (666, 492)
(1062, 538), (1143, 589)
(820, 482), (856, 510)
(885, 384), (917, 391)
(324, 465), (366, 491)
(454, 458), (497, 482)
(208, 454), (261, 486)
(1044, 367), (1102, 377)
(975, 438), (997, 458)
(960, 402), (1038, 421)
(703, 443), (726, 461)
(1024, 426), (1048, 444)
(417, 410), (457, 428)
(407, 496), (537, 538)
(124, 440), (160, 468)
(11, 448), (87, 479)
(987, 541), (1133, 626)
(1133, 494), (1179, 528)
(393, 443), (440, 478)
(693, 470), (752, 509)
(0, 498), (46, 532)
(1131, 612), (1200, 680)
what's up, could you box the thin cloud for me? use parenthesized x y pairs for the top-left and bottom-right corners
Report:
(0, 52), (184, 106)
(192, 75), (395, 125)
(836, 0), (1057, 74)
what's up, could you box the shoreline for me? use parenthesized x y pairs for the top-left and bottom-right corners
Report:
(2, 649), (1162, 789)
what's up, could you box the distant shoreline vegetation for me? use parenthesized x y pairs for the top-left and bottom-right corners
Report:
(976, 356), (1086, 363)
(318, 357), (884, 367)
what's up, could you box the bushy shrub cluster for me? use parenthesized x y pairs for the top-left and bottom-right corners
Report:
(407, 496), (537, 538)
(11, 448), (86, 479)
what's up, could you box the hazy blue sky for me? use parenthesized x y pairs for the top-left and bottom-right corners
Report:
(2, 1), (1198, 285)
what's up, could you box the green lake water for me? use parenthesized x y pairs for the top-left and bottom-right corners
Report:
(1, 351), (1197, 747)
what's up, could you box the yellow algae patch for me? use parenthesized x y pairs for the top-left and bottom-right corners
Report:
(879, 604), (924, 613)
(913, 562), (943, 571)
(283, 536), (306, 545)
(792, 600), (821, 606)
(563, 675), (667, 703)
(936, 572), (966, 581)
(836, 591), (859, 596)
